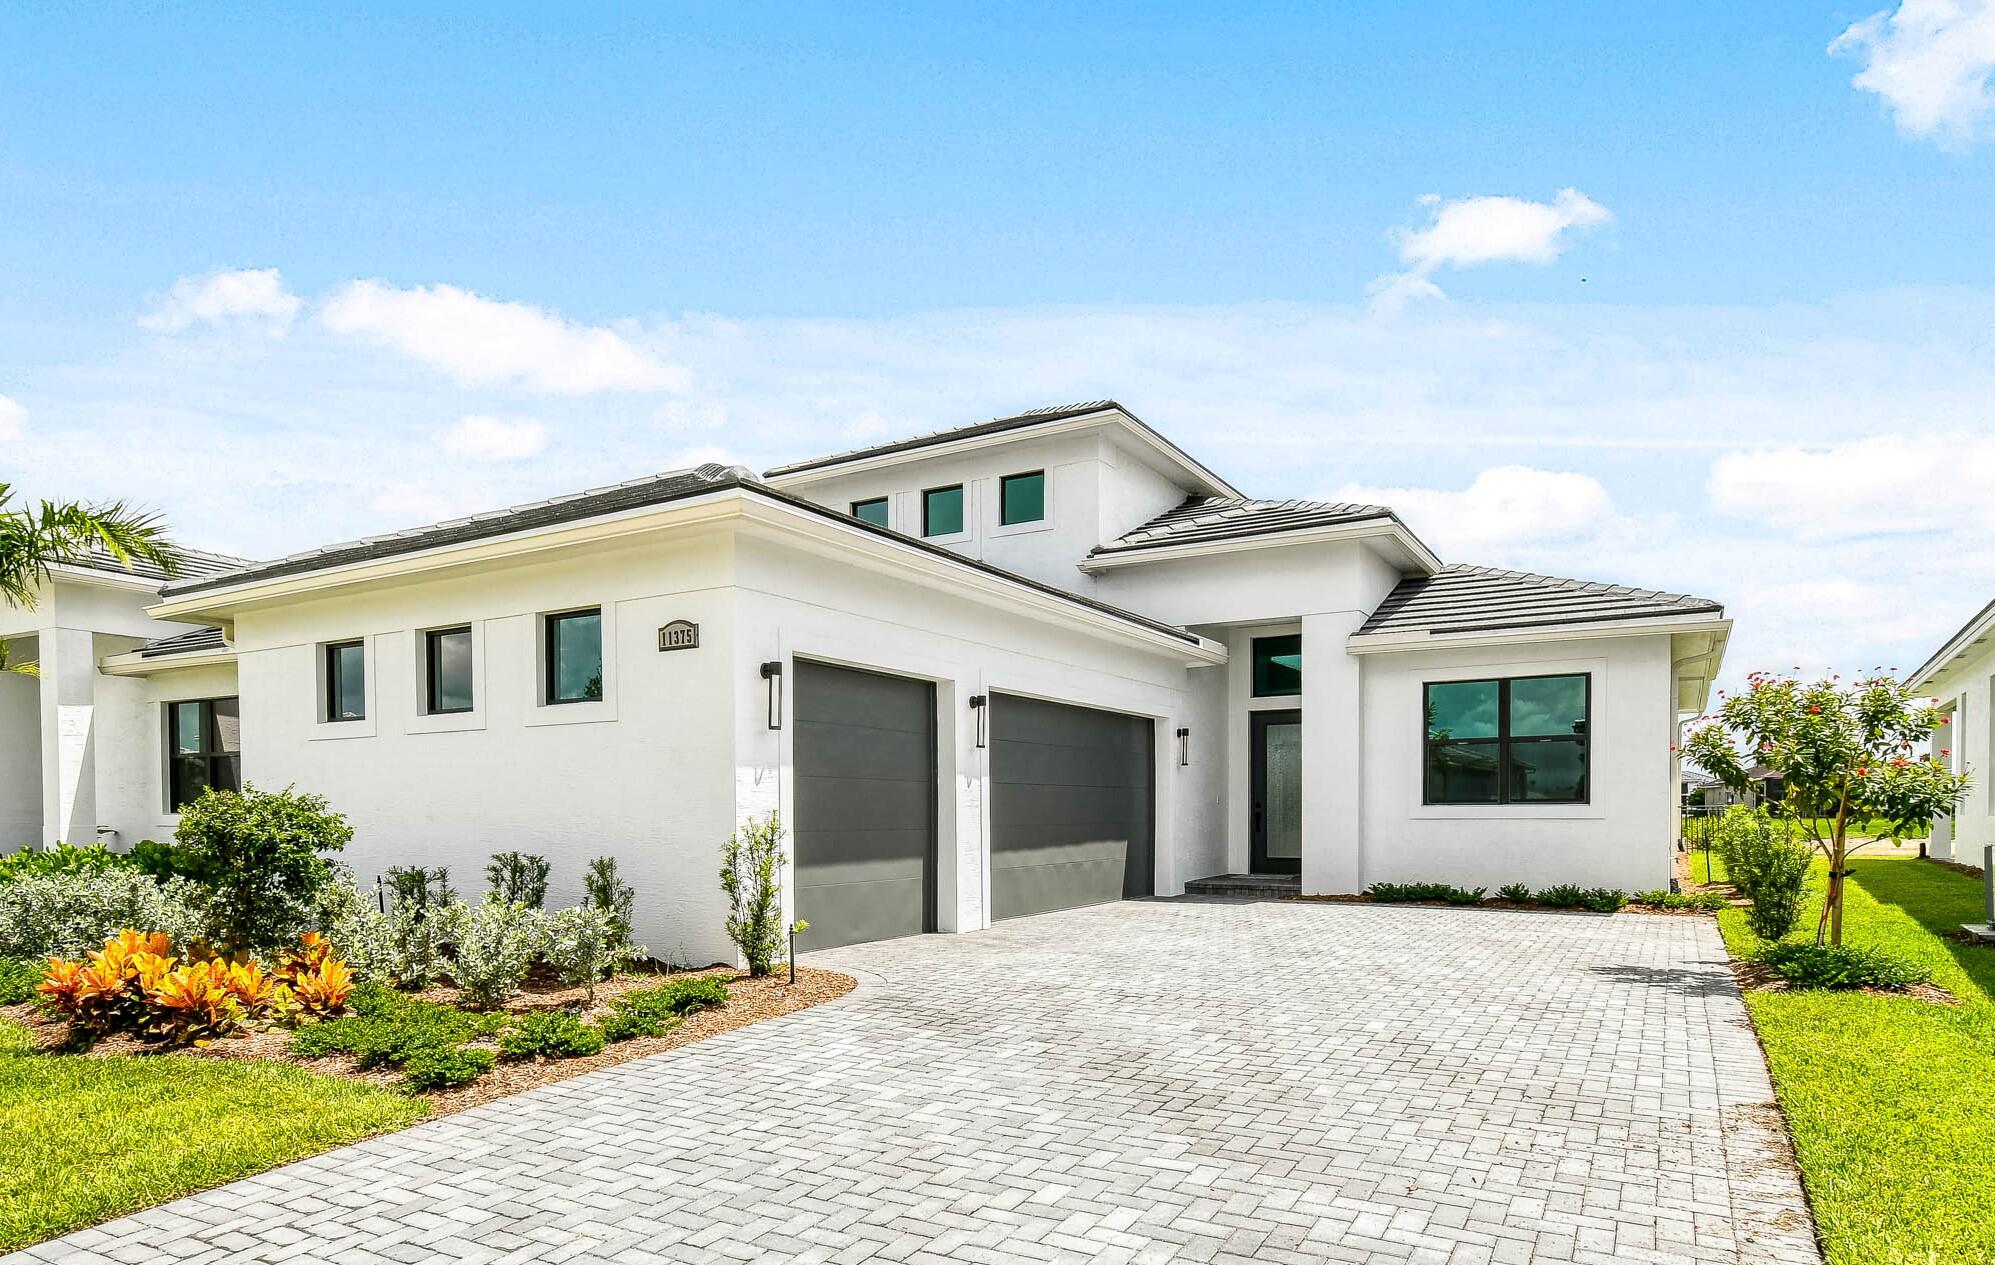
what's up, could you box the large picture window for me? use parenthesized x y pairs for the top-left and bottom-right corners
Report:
(1424, 673), (1590, 804)
(545, 608), (604, 704)
(167, 697), (241, 810)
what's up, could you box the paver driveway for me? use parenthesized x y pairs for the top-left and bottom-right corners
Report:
(9, 899), (1818, 1265)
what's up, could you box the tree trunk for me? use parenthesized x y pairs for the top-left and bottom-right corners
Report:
(1829, 819), (1847, 947)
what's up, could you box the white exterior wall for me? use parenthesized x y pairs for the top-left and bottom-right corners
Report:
(231, 532), (742, 964)
(0, 670), (40, 848)
(1357, 634), (1678, 893)
(773, 432), (1189, 595)
(1927, 646), (1994, 864)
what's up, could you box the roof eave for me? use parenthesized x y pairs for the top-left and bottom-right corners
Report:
(1347, 613), (1733, 656)
(99, 646), (239, 677)
(1079, 517), (1441, 574)
(1909, 597), (1995, 692)
(763, 405), (1244, 500)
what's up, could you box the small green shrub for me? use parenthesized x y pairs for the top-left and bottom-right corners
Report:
(0, 841), (135, 884)
(289, 986), (503, 1067)
(386, 866), (454, 915)
(1715, 806), (1816, 941)
(485, 852), (551, 909)
(1534, 884), (1585, 908)
(722, 815), (787, 975)
(127, 837), (187, 881)
(1366, 882), (1484, 904)
(1580, 887), (1627, 912)
(172, 784), (353, 953)
(1496, 883), (1532, 903)
(1756, 941), (1931, 991)
(584, 855), (637, 959)
(1632, 889), (1728, 912)
(498, 1012), (606, 1060)
(0, 956), (42, 1004)
(600, 1009), (669, 1042)
(402, 1044), (496, 1091)
(612, 975), (728, 1024)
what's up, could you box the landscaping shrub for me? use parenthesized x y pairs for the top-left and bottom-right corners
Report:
(0, 870), (203, 960)
(289, 985), (500, 1067)
(35, 930), (351, 1044)
(1534, 884), (1586, 908)
(1365, 882), (1484, 904)
(1496, 883), (1532, 903)
(543, 905), (640, 1004)
(127, 837), (188, 881)
(0, 957), (40, 1004)
(1755, 941), (1931, 991)
(401, 1044), (495, 1091)
(583, 855), (636, 957)
(721, 815), (786, 976)
(0, 841), (134, 884)
(1579, 888), (1627, 913)
(614, 975), (728, 1023)
(272, 933), (357, 1018)
(600, 1009), (667, 1042)
(385, 866), (453, 915)
(498, 1011), (605, 1060)
(443, 899), (544, 1009)
(1632, 889), (1728, 912)
(172, 785), (353, 953)
(485, 852), (550, 909)
(309, 873), (395, 983)
(1714, 806), (1816, 941)
(384, 904), (449, 989)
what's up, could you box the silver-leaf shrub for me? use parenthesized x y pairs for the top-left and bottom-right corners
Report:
(444, 898), (545, 1009)
(0, 869), (204, 960)
(543, 904), (644, 1004)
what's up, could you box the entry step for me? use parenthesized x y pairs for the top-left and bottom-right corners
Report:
(1183, 872), (1301, 898)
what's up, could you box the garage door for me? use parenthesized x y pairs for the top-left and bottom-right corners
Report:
(990, 694), (1154, 920)
(793, 661), (937, 951)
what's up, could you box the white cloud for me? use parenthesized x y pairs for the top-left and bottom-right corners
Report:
(320, 280), (688, 394)
(0, 394), (24, 441)
(141, 267), (302, 333)
(1708, 432), (1995, 539)
(1334, 465), (1625, 557)
(1371, 189), (1611, 310)
(439, 413), (548, 462)
(1832, 0), (1995, 146)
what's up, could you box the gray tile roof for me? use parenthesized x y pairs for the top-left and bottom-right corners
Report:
(138, 625), (229, 658)
(163, 464), (755, 597)
(158, 463), (1204, 648)
(71, 542), (250, 583)
(763, 400), (1237, 494)
(1356, 564), (1723, 638)
(1089, 495), (1395, 558)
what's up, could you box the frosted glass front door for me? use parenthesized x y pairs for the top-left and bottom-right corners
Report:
(1251, 711), (1303, 874)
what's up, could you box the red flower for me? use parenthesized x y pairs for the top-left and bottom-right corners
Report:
(1857, 767), (1869, 776)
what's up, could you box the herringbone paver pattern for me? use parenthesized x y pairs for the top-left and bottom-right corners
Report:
(6, 900), (1818, 1264)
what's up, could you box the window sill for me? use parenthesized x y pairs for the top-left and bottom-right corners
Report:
(524, 698), (617, 728)
(310, 718), (376, 741)
(1412, 803), (1601, 821)
(921, 529), (973, 547)
(990, 517), (1052, 539)
(409, 709), (486, 735)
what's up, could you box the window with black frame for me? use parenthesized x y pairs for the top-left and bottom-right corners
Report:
(545, 608), (604, 704)
(425, 626), (474, 713)
(1424, 673), (1589, 804)
(167, 697), (241, 810)
(324, 639), (365, 721)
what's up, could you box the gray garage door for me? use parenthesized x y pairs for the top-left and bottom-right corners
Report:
(793, 661), (937, 951)
(990, 694), (1154, 920)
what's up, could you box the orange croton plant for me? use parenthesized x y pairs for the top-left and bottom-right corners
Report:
(38, 929), (355, 1044)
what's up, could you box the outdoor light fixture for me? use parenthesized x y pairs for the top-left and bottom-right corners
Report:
(969, 693), (988, 748)
(1177, 726), (1191, 766)
(760, 660), (783, 730)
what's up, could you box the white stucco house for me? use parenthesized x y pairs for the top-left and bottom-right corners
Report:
(1911, 600), (1994, 866)
(1, 401), (1731, 959)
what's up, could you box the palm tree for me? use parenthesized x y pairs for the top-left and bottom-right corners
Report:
(0, 482), (179, 676)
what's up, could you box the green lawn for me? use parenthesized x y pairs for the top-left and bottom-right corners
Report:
(1714, 855), (1995, 1265)
(0, 1018), (427, 1250)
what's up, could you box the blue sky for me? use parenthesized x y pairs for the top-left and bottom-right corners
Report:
(4, 2), (1994, 685)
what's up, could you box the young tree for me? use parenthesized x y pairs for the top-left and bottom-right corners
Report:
(719, 815), (786, 976)
(1684, 671), (1969, 945)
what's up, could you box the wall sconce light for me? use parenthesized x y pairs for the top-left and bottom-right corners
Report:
(969, 694), (988, 748)
(1176, 726), (1191, 766)
(759, 660), (783, 730)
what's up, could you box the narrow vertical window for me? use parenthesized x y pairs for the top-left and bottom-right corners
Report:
(325, 640), (366, 721)
(168, 697), (241, 810)
(545, 609), (604, 704)
(922, 484), (964, 537)
(999, 471), (1045, 525)
(850, 497), (890, 527)
(426, 626), (474, 714)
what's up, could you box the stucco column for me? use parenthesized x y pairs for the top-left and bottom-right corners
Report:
(38, 626), (97, 847)
(1299, 611), (1363, 894)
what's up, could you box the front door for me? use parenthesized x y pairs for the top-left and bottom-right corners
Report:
(1250, 710), (1302, 874)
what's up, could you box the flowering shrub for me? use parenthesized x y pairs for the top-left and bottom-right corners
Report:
(0, 870), (203, 960)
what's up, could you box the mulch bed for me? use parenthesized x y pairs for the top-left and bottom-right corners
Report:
(2, 965), (856, 1116)
(1927, 856), (1986, 880)
(1726, 955), (1958, 1005)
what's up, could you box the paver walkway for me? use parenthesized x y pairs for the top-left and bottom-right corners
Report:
(9, 899), (1818, 1264)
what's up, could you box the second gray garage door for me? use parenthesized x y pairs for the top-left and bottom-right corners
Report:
(793, 661), (937, 951)
(990, 693), (1154, 920)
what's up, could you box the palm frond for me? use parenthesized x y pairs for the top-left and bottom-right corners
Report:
(0, 483), (180, 610)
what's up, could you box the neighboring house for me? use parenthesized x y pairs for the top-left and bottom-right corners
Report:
(1684, 764), (1784, 812)
(0, 402), (1730, 959)
(1910, 600), (1993, 865)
